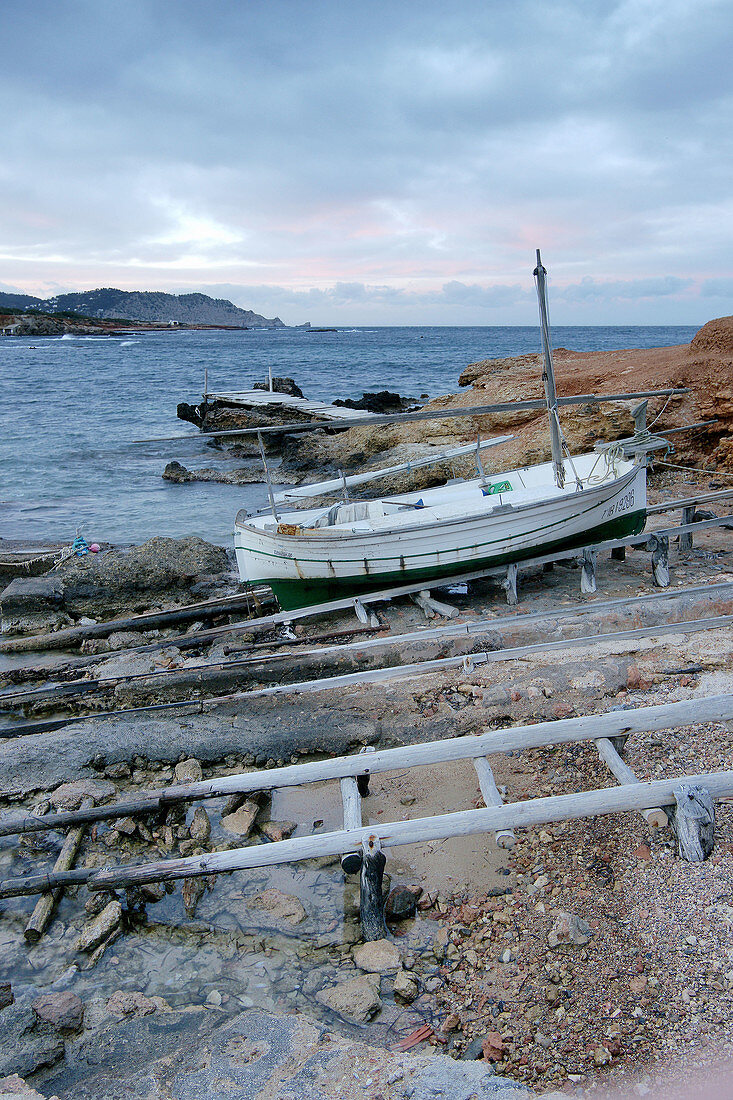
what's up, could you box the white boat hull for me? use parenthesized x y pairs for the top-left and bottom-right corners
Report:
(234, 454), (646, 609)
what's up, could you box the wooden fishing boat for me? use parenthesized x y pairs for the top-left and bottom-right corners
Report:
(234, 252), (647, 610)
(234, 452), (646, 609)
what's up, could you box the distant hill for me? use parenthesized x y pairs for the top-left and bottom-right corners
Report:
(0, 288), (284, 328)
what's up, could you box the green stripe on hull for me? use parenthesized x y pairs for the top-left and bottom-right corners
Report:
(263, 510), (647, 610)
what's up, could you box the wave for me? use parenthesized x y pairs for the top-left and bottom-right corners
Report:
(120, 340), (137, 347)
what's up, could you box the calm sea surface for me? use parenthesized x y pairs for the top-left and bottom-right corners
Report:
(0, 325), (696, 547)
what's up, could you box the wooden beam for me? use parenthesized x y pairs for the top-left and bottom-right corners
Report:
(83, 769), (733, 892)
(2, 695), (731, 842)
(23, 798), (92, 942)
(473, 757), (515, 848)
(594, 738), (668, 828)
(340, 777), (363, 874)
(133, 388), (689, 444)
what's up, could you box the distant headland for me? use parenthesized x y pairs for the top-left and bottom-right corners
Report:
(0, 288), (290, 333)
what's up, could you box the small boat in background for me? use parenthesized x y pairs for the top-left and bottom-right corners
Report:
(234, 252), (647, 610)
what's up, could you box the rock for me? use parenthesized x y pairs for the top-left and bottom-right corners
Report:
(259, 820), (296, 843)
(49, 779), (115, 811)
(253, 377), (304, 398)
(31, 992), (84, 1035)
(248, 888), (306, 926)
(174, 758), (203, 784)
(0, 983), (13, 1010)
(221, 799), (260, 837)
(0, 576), (68, 635)
(592, 1045), (612, 1066)
(461, 1035), (487, 1060)
(76, 900), (122, 952)
(182, 876), (207, 917)
(0, 999), (65, 1078)
(482, 1030), (505, 1062)
(315, 973), (382, 1022)
(0, 1076), (59, 1099)
(189, 807), (211, 843)
(56, 536), (230, 618)
(548, 911), (593, 948)
(393, 970), (418, 1003)
(353, 938), (401, 973)
(105, 990), (160, 1018)
(385, 885), (418, 920)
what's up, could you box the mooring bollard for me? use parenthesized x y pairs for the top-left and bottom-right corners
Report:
(671, 783), (715, 861)
(360, 834), (388, 941)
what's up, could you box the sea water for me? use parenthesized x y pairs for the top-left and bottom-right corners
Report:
(0, 325), (696, 547)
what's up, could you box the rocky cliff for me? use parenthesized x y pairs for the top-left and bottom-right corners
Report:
(0, 289), (284, 328)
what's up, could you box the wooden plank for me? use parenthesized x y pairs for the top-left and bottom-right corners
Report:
(340, 777), (363, 873)
(3, 694), (731, 839)
(473, 757), (515, 848)
(647, 487), (733, 515)
(594, 738), (668, 828)
(133, 388), (689, 444)
(85, 769), (733, 891)
(23, 798), (92, 942)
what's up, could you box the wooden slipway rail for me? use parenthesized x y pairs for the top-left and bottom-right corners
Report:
(3, 580), (731, 712)
(1, 696), (731, 935)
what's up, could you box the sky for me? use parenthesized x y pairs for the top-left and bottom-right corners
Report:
(1, 0), (732, 326)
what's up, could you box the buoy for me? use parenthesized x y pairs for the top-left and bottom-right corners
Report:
(89, 543), (101, 553)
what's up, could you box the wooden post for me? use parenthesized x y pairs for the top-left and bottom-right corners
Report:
(340, 777), (363, 874)
(356, 745), (375, 798)
(268, 364), (273, 393)
(594, 740), (667, 828)
(680, 506), (695, 552)
(649, 534), (670, 587)
(611, 547), (626, 562)
(24, 798), (92, 943)
(580, 550), (597, 595)
(360, 834), (388, 941)
(670, 783), (715, 861)
(503, 563), (519, 606)
(472, 756), (515, 848)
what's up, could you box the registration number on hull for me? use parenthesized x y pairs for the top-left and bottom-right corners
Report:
(603, 489), (634, 520)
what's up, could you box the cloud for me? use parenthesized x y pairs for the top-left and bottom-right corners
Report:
(0, 0), (730, 323)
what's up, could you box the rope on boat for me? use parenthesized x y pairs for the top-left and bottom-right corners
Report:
(657, 460), (733, 480)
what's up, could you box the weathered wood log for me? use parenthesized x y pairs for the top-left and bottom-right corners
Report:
(680, 506), (695, 552)
(594, 739), (668, 828)
(2, 769), (732, 899)
(472, 756), (515, 848)
(2, 695), (731, 843)
(359, 835), (388, 941)
(670, 783), (715, 861)
(0, 591), (274, 654)
(412, 591), (460, 620)
(340, 777), (363, 874)
(580, 550), (597, 595)
(24, 798), (93, 943)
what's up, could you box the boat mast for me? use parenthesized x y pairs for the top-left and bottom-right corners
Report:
(533, 249), (565, 489)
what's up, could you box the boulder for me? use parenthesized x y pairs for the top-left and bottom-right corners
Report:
(315, 973), (382, 1022)
(247, 888), (306, 926)
(56, 536), (231, 616)
(253, 377), (304, 398)
(385, 885), (419, 920)
(353, 938), (401, 973)
(105, 990), (163, 1018)
(393, 970), (419, 1003)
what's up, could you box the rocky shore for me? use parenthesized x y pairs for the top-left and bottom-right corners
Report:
(0, 323), (732, 1098)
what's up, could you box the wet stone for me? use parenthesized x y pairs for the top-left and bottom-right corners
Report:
(353, 938), (401, 974)
(259, 820), (297, 843)
(385, 885), (420, 921)
(189, 807), (211, 844)
(248, 888), (306, 926)
(49, 779), (115, 811)
(174, 758), (203, 784)
(105, 990), (163, 1017)
(315, 973), (382, 1022)
(393, 969), (419, 1003)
